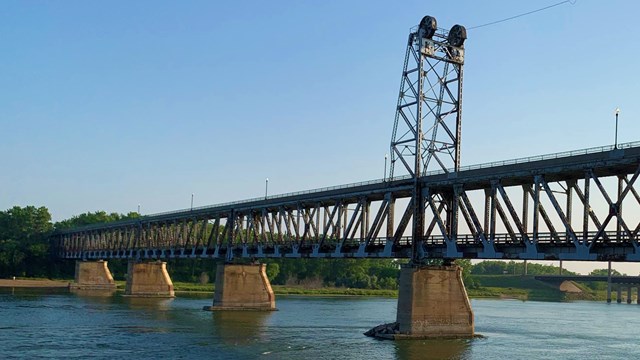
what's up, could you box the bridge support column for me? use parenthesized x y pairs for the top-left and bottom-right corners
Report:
(607, 262), (612, 303)
(124, 261), (175, 297)
(204, 263), (275, 311)
(637, 287), (640, 305)
(617, 286), (622, 303)
(71, 260), (116, 290)
(367, 265), (474, 339)
(627, 287), (632, 304)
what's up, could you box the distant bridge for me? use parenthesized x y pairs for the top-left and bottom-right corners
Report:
(535, 275), (640, 285)
(536, 274), (640, 304)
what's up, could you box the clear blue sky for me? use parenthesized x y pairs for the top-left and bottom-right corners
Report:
(2, 1), (639, 273)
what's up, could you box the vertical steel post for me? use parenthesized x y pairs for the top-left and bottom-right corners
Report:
(532, 178), (541, 243)
(387, 196), (395, 240)
(566, 182), (573, 243)
(617, 286), (622, 303)
(226, 210), (235, 262)
(615, 110), (619, 149)
(607, 261), (612, 303)
(583, 174), (590, 242)
(483, 189), (491, 237)
(522, 188), (529, 234)
(489, 186), (497, 244)
(365, 200), (371, 239)
(455, 65), (463, 172)
(411, 34), (426, 263)
(384, 154), (388, 182)
(617, 176), (623, 241)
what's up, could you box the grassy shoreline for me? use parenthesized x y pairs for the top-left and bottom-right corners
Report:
(3, 276), (618, 302)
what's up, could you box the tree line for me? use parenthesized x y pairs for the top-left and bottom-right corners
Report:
(0, 205), (618, 289)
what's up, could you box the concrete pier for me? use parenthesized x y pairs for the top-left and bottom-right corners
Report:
(617, 287), (622, 303)
(205, 263), (275, 311)
(125, 261), (175, 297)
(70, 260), (116, 290)
(395, 265), (474, 338)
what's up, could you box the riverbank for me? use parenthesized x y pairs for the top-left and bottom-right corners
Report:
(1, 276), (614, 302)
(145, 282), (398, 297)
(0, 279), (70, 288)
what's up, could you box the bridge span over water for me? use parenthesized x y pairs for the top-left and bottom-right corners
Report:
(535, 275), (640, 304)
(54, 141), (640, 263)
(52, 15), (640, 339)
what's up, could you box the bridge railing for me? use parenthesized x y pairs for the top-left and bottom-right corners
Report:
(452, 140), (640, 173)
(148, 174), (414, 218)
(151, 141), (640, 219)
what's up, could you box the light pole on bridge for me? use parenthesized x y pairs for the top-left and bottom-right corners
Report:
(190, 193), (194, 211)
(384, 154), (388, 182)
(265, 178), (269, 199)
(614, 107), (620, 149)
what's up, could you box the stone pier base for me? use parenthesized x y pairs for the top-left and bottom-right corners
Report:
(70, 260), (116, 290)
(125, 261), (175, 297)
(366, 265), (474, 339)
(204, 263), (276, 311)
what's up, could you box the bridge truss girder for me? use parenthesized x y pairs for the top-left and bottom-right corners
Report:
(54, 147), (640, 262)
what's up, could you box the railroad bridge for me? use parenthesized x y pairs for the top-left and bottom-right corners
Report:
(51, 15), (640, 339)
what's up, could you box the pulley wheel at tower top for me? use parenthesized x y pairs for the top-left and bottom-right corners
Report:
(447, 24), (467, 47)
(419, 15), (437, 39)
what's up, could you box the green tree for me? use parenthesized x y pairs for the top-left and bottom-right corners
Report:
(266, 262), (280, 281)
(471, 261), (508, 275)
(455, 259), (477, 288)
(590, 268), (623, 276)
(55, 211), (140, 230)
(0, 206), (53, 277)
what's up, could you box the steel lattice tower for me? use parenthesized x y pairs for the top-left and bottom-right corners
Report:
(389, 16), (467, 262)
(389, 16), (466, 178)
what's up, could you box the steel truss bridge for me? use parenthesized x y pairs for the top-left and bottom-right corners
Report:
(53, 142), (640, 262)
(51, 16), (640, 263)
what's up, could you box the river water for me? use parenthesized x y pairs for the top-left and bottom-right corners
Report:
(1, 288), (639, 359)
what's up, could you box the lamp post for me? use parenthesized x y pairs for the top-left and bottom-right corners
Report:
(614, 108), (620, 149)
(384, 154), (388, 182)
(265, 178), (269, 199)
(190, 193), (194, 211)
